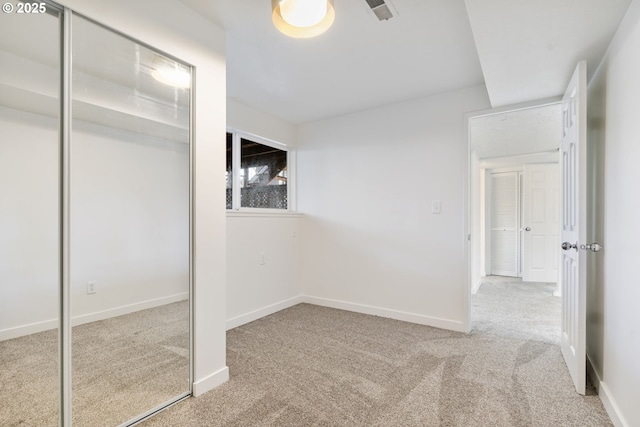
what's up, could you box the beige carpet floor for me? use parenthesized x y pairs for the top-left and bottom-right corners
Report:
(2, 281), (611, 426)
(473, 276), (560, 344)
(142, 279), (611, 427)
(0, 301), (190, 427)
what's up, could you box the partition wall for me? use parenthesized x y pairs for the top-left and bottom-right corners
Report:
(0, 2), (192, 425)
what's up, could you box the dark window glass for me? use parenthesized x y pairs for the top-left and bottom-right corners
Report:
(226, 132), (232, 209)
(239, 138), (287, 209)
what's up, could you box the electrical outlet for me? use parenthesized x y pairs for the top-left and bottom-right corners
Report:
(87, 281), (96, 295)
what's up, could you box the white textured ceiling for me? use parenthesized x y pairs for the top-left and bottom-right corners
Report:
(470, 103), (563, 159)
(180, 0), (631, 124)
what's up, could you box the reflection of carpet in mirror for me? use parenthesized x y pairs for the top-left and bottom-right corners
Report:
(0, 301), (189, 427)
(0, 326), (58, 427)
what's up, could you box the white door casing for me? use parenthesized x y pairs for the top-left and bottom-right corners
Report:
(560, 61), (587, 395)
(522, 163), (560, 283)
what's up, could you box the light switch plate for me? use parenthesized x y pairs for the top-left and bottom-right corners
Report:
(432, 200), (441, 214)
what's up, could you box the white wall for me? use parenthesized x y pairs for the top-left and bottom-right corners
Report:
(226, 100), (302, 328)
(55, 0), (228, 396)
(70, 121), (189, 321)
(0, 108), (59, 337)
(586, 1), (640, 425)
(0, 109), (189, 339)
(228, 99), (297, 147)
(297, 85), (490, 331)
(226, 214), (301, 329)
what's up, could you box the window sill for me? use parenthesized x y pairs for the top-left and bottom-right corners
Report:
(226, 210), (303, 219)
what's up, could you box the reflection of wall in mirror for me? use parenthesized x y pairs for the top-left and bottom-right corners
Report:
(0, 106), (189, 340)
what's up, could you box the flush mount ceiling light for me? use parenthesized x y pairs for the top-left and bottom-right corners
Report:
(272, 0), (335, 38)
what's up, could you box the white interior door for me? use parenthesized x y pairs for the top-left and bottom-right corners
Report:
(490, 172), (519, 277)
(560, 61), (587, 395)
(522, 163), (560, 282)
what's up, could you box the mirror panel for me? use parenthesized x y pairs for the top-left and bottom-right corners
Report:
(70, 15), (191, 426)
(0, 7), (61, 427)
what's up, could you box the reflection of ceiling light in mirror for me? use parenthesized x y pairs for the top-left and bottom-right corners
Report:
(152, 58), (191, 88)
(272, 0), (335, 38)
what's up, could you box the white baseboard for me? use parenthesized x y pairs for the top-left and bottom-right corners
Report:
(586, 353), (602, 394)
(226, 294), (467, 333)
(599, 381), (629, 427)
(0, 292), (189, 341)
(72, 292), (189, 326)
(226, 296), (305, 330)
(0, 318), (58, 341)
(192, 366), (229, 397)
(587, 354), (629, 427)
(471, 280), (482, 295)
(302, 295), (467, 332)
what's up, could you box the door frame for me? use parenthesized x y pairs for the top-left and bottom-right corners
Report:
(463, 97), (562, 332)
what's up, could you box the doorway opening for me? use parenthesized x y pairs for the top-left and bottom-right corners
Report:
(466, 100), (563, 341)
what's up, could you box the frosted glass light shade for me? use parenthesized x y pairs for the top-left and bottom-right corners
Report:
(280, 0), (326, 27)
(272, 0), (335, 38)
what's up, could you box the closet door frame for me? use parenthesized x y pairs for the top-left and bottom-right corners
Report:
(60, 5), (71, 426)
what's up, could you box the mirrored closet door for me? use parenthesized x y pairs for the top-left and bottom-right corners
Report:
(0, 3), (192, 426)
(70, 14), (192, 426)
(0, 5), (62, 426)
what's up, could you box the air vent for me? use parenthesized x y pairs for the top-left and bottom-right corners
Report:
(365, 0), (394, 21)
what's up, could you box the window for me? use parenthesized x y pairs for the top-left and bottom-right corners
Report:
(226, 132), (233, 209)
(226, 131), (290, 210)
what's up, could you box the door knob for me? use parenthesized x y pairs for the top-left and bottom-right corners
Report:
(561, 242), (578, 251)
(524, 227), (531, 232)
(580, 243), (602, 252)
